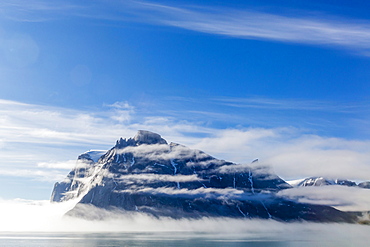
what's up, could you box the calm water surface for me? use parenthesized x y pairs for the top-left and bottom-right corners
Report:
(0, 231), (368, 247)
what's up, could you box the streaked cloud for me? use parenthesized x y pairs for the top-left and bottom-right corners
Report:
(37, 160), (77, 170)
(0, 99), (209, 184)
(193, 128), (370, 181)
(116, 174), (201, 184)
(0, 98), (370, 194)
(0, 168), (66, 182)
(124, 1), (370, 54)
(212, 97), (368, 113)
(117, 186), (245, 200)
(0, 0), (86, 22)
(2, 1), (370, 54)
(278, 186), (370, 211)
(116, 143), (209, 161)
(1, 198), (370, 241)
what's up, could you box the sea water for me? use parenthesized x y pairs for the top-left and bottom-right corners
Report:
(0, 230), (368, 247)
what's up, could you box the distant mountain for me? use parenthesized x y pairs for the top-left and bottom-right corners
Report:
(288, 177), (369, 188)
(358, 182), (370, 189)
(51, 130), (356, 223)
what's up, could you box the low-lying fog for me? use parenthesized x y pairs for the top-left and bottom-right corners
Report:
(0, 197), (369, 246)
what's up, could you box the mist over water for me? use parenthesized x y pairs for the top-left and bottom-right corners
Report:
(0, 199), (369, 246)
(0, 231), (368, 247)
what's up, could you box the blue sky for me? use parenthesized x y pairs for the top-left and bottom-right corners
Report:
(1, 0), (370, 200)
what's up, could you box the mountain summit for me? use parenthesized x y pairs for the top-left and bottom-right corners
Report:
(115, 130), (168, 148)
(51, 131), (356, 223)
(133, 130), (168, 145)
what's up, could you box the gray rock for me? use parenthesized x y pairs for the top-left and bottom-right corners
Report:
(297, 177), (357, 187)
(358, 181), (370, 189)
(52, 131), (356, 223)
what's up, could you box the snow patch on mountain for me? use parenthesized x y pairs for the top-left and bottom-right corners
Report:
(50, 131), (358, 223)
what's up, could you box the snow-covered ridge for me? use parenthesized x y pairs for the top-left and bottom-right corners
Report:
(50, 131), (358, 223)
(81, 150), (106, 163)
(287, 177), (370, 189)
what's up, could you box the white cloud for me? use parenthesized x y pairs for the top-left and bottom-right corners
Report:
(193, 128), (370, 181)
(117, 187), (245, 199)
(37, 160), (77, 169)
(264, 136), (370, 181)
(105, 101), (135, 123)
(213, 97), (367, 113)
(278, 186), (370, 211)
(0, 99), (208, 187)
(112, 1), (370, 55)
(2, 1), (370, 54)
(193, 128), (284, 162)
(116, 174), (201, 183)
(0, 198), (78, 232)
(0, 99), (136, 147)
(116, 143), (209, 161)
(107, 101), (134, 110)
(1, 98), (370, 200)
(0, 0), (86, 22)
(110, 110), (132, 123)
(0, 168), (66, 182)
(0, 197), (369, 247)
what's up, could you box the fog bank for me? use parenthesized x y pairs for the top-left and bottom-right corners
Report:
(0, 198), (369, 246)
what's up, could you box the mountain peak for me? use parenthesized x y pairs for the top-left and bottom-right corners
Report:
(114, 130), (168, 148)
(133, 130), (168, 145)
(51, 131), (357, 223)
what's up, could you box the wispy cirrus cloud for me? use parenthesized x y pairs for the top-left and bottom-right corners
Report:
(163, 96), (370, 139)
(0, 99), (210, 185)
(212, 97), (369, 112)
(0, 168), (66, 182)
(121, 1), (370, 54)
(2, 0), (370, 54)
(0, 1), (83, 22)
(1, 98), (370, 199)
(37, 160), (77, 170)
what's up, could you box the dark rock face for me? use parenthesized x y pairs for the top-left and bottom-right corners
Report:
(52, 130), (356, 223)
(358, 181), (370, 189)
(336, 179), (357, 187)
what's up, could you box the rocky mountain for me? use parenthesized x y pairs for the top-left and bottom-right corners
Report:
(51, 130), (356, 223)
(359, 181), (370, 189)
(289, 177), (369, 188)
(51, 150), (106, 202)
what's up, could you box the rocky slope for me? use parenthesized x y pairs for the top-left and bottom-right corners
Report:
(51, 130), (356, 223)
(289, 177), (370, 188)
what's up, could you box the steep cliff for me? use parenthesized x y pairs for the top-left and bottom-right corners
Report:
(51, 130), (356, 223)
